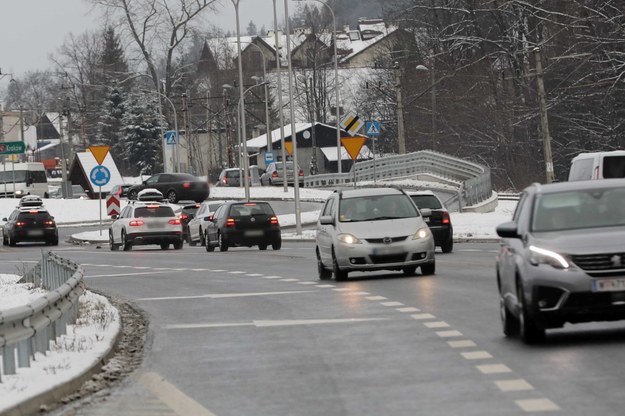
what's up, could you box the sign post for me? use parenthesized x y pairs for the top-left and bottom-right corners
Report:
(365, 121), (381, 184)
(88, 146), (111, 235)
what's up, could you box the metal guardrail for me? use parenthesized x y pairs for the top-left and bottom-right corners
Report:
(0, 252), (84, 382)
(304, 150), (492, 209)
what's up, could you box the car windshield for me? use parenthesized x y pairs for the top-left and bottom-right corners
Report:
(410, 194), (442, 209)
(339, 195), (419, 222)
(532, 188), (625, 232)
(135, 206), (175, 218)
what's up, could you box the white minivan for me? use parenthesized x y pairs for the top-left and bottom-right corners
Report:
(0, 162), (50, 198)
(568, 151), (625, 181)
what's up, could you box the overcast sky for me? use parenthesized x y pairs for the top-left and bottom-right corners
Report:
(0, 0), (280, 78)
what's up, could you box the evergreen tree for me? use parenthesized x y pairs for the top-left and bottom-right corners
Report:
(99, 26), (129, 79)
(95, 84), (127, 169)
(246, 20), (258, 36)
(120, 92), (163, 175)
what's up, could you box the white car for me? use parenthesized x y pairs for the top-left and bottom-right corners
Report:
(315, 187), (435, 281)
(186, 201), (226, 246)
(109, 200), (183, 251)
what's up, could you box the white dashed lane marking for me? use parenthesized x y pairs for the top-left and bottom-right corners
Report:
(436, 330), (463, 338)
(397, 307), (420, 313)
(461, 351), (493, 360)
(365, 295), (387, 300)
(476, 364), (512, 374)
(447, 340), (476, 348)
(424, 321), (450, 328)
(381, 301), (404, 307)
(515, 398), (560, 412)
(332, 288), (352, 292)
(495, 379), (534, 392)
(411, 313), (436, 320)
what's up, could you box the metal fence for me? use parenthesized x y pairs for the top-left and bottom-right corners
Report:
(0, 252), (84, 382)
(304, 150), (492, 209)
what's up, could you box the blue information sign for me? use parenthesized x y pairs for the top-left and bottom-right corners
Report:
(264, 151), (275, 165)
(90, 165), (111, 187)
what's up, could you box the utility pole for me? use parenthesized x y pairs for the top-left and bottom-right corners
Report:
(19, 106), (24, 162)
(58, 112), (69, 198)
(534, 46), (555, 183)
(394, 63), (406, 154)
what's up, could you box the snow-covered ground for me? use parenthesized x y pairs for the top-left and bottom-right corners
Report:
(0, 184), (517, 412)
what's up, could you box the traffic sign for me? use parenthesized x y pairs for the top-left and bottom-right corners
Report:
(365, 121), (381, 137)
(284, 141), (293, 156)
(166, 130), (178, 145)
(264, 151), (275, 165)
(88, 145), (110, 165)
(0, 141), (25, 155)
(341, 137), (367, 161)
(106, 194), (120, 216)
(90, 165), (111, 186)
(340, 111), (364, 136)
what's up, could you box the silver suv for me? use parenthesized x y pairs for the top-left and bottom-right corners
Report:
(315, 187), (435, 281)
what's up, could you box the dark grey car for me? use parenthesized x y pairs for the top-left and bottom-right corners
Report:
(127, 173), (209, 203)
(496, 179), (625, 344)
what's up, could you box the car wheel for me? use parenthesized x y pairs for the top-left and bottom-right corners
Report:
(160, 242), (169, 250)
(50, 237), (59, 246)
(332, 250), (348, 281)
(44, 192), (49, 198)
(441, 237), (453, 253)
(500, 291), (519, 337)
(272, 239), (281, 250)
(128, 189), (138, 200)
(258, 244), (267, 250)
(122, 230), (132, 251)
(167, 190), (178, 203)
(218, 232), (228, 252)
(173, 240), (183, 250)
(188, 233), (197, 246)
(8, 233), (16, 247)
(517, 279), (545, 344)
(2, 233), (7, 246)
(205, 231), (215, 252)
(402, 266), (417, 276)
(421, 261), (436, 275)
(199, 228), (205, 246)
(109, 230), (118, 251)
(317, 250), (332, 280)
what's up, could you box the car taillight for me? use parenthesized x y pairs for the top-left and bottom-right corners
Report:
(272, 171), (278, 178)
(269, 216), (279, 225)
(168, 219), (181, 225)
(129, 220), (144, 226)
(222, 177), (228, 185)
(226, 218), (236, 227)
(15, 221), (26, 227)
(442, 212), (450, 225)
(183, 182), (191, 189)
(180, 214), (189, 220)
(44, 220), (55, 226)
(298, 169), (304, 177)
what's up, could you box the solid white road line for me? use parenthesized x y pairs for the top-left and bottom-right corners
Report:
(137, 291), (313, 301)
(166, 317), (388, 330)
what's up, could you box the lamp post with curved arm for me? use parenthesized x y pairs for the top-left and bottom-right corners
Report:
(243, 41), (272, 152)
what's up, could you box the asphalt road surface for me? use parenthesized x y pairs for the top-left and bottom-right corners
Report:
(3, 237), (625, 416)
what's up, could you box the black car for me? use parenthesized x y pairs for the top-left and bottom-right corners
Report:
(2, 204), (59, 246)
(408, 190), (453, 253)
(178, 203), (201, 243)
(204, 201), (281, 252)
(127, 173), (209, 203)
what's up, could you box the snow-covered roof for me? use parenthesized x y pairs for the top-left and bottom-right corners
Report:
(246, 122), (312, 149)
(339, 25), (400, 63)
(321, 145), (372, 161)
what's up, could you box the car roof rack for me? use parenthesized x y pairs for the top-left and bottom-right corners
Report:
(18, 195), (44, 208)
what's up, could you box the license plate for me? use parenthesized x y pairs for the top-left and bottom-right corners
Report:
(592, 278), (625, 292)
(27, 229), (44, 236)
(372, 245), (401, 255)
(244, 230), (263, 237)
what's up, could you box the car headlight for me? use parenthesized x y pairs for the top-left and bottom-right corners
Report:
(15, 190), (24, 196)
(412, 227), (431, 240)
(337, 233), (362, 244)
(529, 245), (571, 269)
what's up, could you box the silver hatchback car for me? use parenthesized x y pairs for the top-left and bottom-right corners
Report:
(315, 187), (435, 281)
(496, 179), (625, 343)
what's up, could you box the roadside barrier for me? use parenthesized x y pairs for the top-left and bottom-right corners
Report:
(303, 150), (492, 209)
(0, 252), (84, 381)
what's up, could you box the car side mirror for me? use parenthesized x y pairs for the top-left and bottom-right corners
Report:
(2, 217), (7, 221)
(111, 214), (119, 220)
(319, 215), (334, 225)
(420, 208), (432, 217)
(496, 221), (520, 239)
(142, 180), (147, 185)
(208, 215), (214, 222)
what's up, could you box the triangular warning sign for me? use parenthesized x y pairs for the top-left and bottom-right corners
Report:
(88, 145), (110, 165)
(341, 137), (366, 161)
(284, 141), (293, 156)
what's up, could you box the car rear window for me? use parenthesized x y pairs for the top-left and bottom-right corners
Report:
(229, 203), (275, 217)
(410, 195), (443, 209)
(18, 212), (51, 220)
(225, 170), (241, 178)
(135, 206), (175, 218)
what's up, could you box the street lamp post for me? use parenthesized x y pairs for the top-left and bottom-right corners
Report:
(272, 0), (288, 192)
(244, 41), (272, 152)
(146, 89), (179, 172)
(293, 0), (341, 173)
(416, 64), (437, 150)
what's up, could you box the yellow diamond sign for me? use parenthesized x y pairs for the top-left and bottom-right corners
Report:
(88, 145), (110, 165)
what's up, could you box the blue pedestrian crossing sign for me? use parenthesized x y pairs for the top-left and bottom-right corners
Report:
(90, 165), (111, 187)
(165, 130), (178, 145)
(365, 121), (381, 137)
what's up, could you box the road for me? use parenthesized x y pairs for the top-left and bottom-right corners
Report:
(3, 233), (625, 415)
